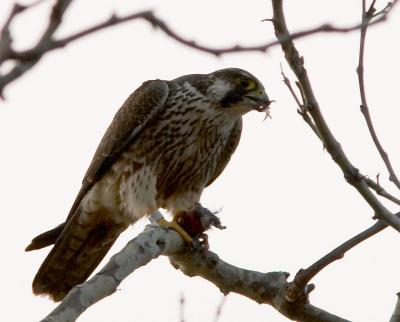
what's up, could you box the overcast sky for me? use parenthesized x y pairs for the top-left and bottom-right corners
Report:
(1, 1), (400, 321)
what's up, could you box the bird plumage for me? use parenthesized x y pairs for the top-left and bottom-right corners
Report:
(26, 68), (271, 301)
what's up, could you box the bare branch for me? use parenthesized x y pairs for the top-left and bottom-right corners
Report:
(280, 65), (322, 141)
(0, 0), (75, 98)
(281, 67), (400, 207)
(357, 0), (400, 190)
(271, 0), (400, 233)
(390, 293), (400, 322)
(0, 1), (47, 97)
(0, 1), (398, 97)
(287, 212), (400, 301)
(41, 223), (349, 322)
(282, 67), (400, 207)
(364, 176), (400, 206)
(0, 0), (46, 62)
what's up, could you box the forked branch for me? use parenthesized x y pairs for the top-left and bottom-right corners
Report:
(271, 0), (400, 232)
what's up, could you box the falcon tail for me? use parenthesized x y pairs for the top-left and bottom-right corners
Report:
(26, 209), (128, 302)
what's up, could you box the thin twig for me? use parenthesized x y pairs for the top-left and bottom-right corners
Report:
(287, 213), (399, 301)
(280, 37), (400, 208)
(357, 0), (400, 190)
(179, 294), (185, 322)
(364, 177), (400, 206)
(0, 0), (75, 98)
(0, 0), (48, 68)
(212, 295), (227, 322)
(280, 65), (322, 141)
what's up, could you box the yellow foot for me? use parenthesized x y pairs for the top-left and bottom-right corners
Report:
(157, 217), (193, 243)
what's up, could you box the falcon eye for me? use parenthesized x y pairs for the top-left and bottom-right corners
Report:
(239, 79), (256, 91)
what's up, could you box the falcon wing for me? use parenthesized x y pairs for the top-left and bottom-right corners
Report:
(84, 80), (169, 184)
(73, 79), (169, 219)
(26, 80), (169, 251)
(206, 118), (242, 187)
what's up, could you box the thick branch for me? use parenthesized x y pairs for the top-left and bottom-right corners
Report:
(271, 0), (400, 233)
(41, 223), (349, 322)
(357, 0), (400, 190)
(171, 247), (347, 322)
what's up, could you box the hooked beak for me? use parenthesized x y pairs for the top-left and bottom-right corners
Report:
(244, 92), (274, 117)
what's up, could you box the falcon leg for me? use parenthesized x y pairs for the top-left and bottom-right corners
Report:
(157, 216), (193, 243)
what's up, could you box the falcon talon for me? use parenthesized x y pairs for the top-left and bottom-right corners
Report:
(157, 217), (193, 243)
(26, 68), (271, 301)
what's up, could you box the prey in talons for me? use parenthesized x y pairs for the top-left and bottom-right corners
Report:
(157, 203), (226, 249)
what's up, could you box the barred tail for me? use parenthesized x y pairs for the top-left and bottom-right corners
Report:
(27, 209), (128, 302)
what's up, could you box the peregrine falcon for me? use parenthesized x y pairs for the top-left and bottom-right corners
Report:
(26, 68), (271, 301)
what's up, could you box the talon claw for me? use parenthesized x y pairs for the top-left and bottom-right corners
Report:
(157, 217), (193, 243)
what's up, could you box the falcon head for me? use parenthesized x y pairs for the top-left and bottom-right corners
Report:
(207, 68), (272, 117)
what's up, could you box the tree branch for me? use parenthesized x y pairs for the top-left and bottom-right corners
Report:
(281, 66), (400, 208)
(0, 0), (397, 97)
(0, 0), (75, 97)
(41, 222), (349, 322)
(364, 176), (400, 206)
(212, 295), (227, 322)
(287, 212), (400, 301)
(356, 0), (400, 191)
(271, 0), (400, 233)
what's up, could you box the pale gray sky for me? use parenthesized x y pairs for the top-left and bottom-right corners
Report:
(1, 1), (400, 321)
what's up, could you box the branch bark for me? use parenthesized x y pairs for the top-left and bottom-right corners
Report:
(41, 223), (350, 322)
